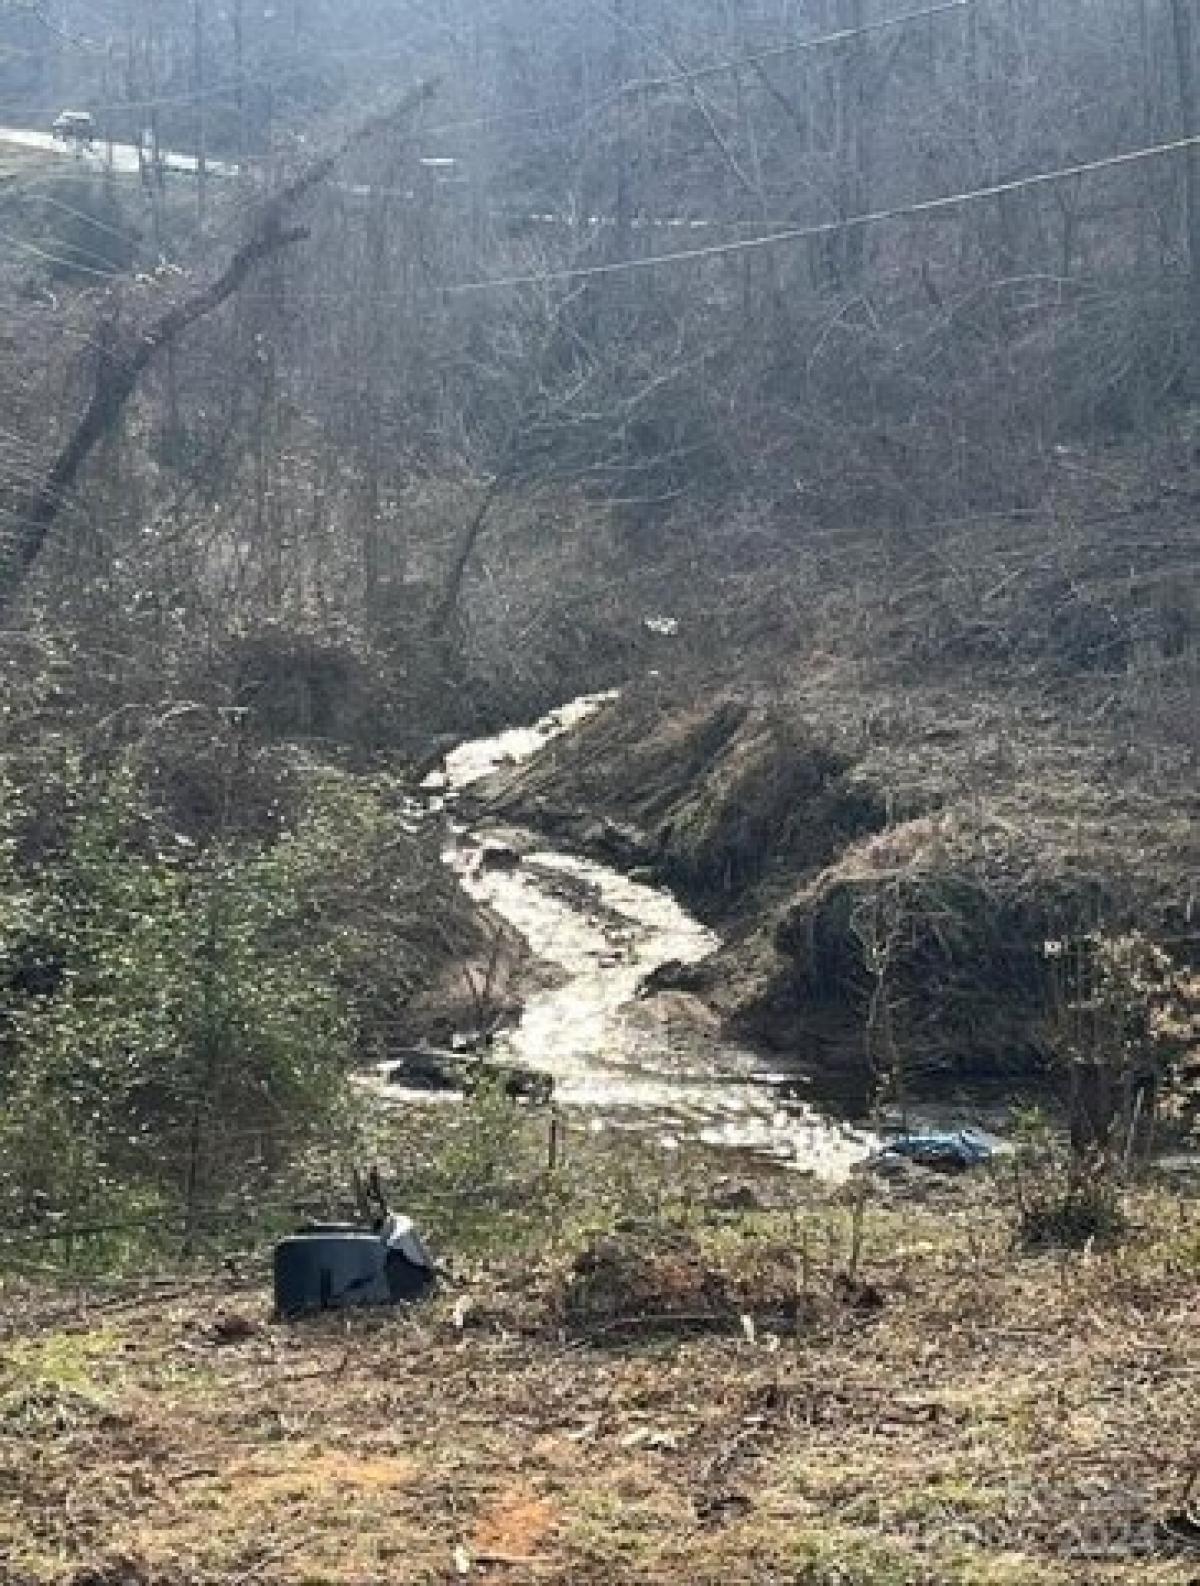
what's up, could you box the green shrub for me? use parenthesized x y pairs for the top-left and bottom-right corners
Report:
(0, 758), (353, 1234)
(1008, 1108), (1127, 1249)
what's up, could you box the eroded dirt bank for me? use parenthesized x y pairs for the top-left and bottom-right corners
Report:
(401, 695), (875, 1172)
(473, 678), (1199, 1101)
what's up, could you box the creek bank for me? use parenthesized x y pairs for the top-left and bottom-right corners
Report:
(379, 693), (880, 1174)
(470, 684), (1195, 1104)
(474, 689), (887, 928)
(384, 893), (551, 1053)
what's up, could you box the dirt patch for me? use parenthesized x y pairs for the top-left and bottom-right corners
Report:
(559, 1226), (815, 1341)
(472, 1486), (559, 1559)
(479, 688), (885, 924)
(228, 1447), (421, 1501)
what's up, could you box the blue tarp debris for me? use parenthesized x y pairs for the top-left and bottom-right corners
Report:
(874, 1129), (994, 1172)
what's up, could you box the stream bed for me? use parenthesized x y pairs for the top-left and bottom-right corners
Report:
(369, 694), (1185, 1184)
(414, 693), (878, 1178)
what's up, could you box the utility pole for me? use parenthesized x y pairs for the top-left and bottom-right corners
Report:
(613, 0), (632, 266)
(232, 0), (246, 160)
(194, 0), (207, 225)
(843, 0), (870, 282)
(1170, 0), (1200, 365)
(100, 39), (114, 169)
(144, 5), (165, 255)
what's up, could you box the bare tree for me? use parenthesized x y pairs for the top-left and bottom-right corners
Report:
(0, 85), (435, 613)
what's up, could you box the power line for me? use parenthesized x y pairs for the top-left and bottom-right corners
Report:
(444, 133), (1200, 296)
(25, 190), (144, 249)
(0, 2), (968, 148)
(416, 1), (973, 146)
(0, 225), (122, 278)
(610, 0), (971, 99)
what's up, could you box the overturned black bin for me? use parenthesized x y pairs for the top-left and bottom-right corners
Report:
(274, 1215), (435, 1317)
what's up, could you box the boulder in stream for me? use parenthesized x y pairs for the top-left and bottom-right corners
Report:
(383, 1047), (465, 1092)
(636, 959), (689, 998)
(478, 841), (522, 873)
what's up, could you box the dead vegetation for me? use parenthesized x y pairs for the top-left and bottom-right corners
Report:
(475, 432), (1200, 1102)
(2, 1170), (1197, 1586)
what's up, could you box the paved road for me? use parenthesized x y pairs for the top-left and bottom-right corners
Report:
(0, 125), (238, 179)
(0, 126), (767, 232)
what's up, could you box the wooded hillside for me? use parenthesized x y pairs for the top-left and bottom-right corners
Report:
(0, 0), (1196, 1240)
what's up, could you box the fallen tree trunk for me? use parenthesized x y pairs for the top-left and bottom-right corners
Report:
(0, 81), (436, 614)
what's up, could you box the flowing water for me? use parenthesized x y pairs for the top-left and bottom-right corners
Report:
(419, 694), (878, 1179)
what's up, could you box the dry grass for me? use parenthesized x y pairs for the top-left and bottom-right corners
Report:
(2, 1178), (1197, 1586)
(477, 593), (1199, 1095)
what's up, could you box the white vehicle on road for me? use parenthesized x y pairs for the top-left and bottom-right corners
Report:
(51, 110), (95, 145)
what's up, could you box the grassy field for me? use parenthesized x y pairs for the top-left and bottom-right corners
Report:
(1, 1147), (1197, 1586)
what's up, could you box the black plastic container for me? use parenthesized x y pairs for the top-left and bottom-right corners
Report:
(274, 1231), (389, 1316)
(273, 1217), (435, 1317)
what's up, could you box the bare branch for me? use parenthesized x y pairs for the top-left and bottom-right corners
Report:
(0, 80), (437, 613)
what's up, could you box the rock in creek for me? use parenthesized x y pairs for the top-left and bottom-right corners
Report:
(462, 1061), (554, 1106)
(636, 958), (689, 999)
(478, 841), (522, 873)
(383, 1046), (553, 1105)
(382, 1047), (464, 1092)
